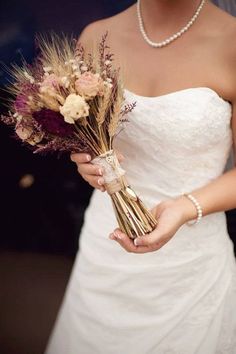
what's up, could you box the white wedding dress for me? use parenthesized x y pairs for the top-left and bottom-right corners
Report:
(45, 87), (236, 354)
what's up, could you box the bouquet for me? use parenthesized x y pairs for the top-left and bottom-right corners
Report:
(1, 33), (157, 239)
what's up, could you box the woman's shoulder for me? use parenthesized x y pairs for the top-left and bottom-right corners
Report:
(208, 4), (236, 80)
(209, 2), (236, 34)
(217, 7), (236, 78)
(78, 4), (136, 48)
(216, 10), (236, 104)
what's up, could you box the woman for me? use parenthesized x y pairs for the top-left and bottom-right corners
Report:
(46, 0), (236, 353)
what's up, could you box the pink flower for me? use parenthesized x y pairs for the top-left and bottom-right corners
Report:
(75, 72), (104, 99)
(15, 121), (44, 145)
(40, 74), (60, 91)
(15, 124), (33, 140)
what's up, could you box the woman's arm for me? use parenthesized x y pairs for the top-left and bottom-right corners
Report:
(110, 162), (236, 253)
(174, 52), (236, 223)
(178, 159), (236, 222)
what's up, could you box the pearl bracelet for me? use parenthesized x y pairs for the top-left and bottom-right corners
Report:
(183, 193), (203, 226)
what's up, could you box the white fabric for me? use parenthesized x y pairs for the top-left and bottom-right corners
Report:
(45, 87), (236, 354)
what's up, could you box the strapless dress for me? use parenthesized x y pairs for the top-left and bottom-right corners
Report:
(45, 87), (236, 354)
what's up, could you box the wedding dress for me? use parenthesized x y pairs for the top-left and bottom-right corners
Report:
(45, 87), (236, 354)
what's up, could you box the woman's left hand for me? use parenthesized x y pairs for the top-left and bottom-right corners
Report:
(109, 196), (196, 253)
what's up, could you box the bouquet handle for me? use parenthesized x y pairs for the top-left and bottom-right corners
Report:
(91, 150), (157, 239)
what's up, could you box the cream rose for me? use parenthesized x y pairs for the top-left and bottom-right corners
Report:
(59, 93), (89, 124)
(75, 72), (104, 99)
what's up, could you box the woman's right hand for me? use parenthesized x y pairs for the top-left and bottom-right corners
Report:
(70, 152), (124, 191)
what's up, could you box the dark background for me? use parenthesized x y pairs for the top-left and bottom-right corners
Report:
(0, 1), (235, 354)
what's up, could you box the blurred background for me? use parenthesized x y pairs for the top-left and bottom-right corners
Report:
(0, 1), (235, 353)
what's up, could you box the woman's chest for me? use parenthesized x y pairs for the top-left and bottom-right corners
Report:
(111, 32), (231, 99)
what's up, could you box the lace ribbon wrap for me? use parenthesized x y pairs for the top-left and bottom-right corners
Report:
(92, 150), (127, 195)
(91, 150), (157, 239)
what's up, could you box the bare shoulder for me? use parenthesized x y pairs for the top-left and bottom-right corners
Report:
(209, 2), (236, 45)
(208, 3), (236, 101)
(208, 1), (236, 27)
(224, 15), (236, 102)
(211, 6), (236, 139)
(77, 4), (136, 50)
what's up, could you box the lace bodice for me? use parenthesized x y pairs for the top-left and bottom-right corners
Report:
(114, 87), (233, 206)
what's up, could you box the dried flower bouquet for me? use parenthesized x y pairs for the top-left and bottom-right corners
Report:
(1, 33), (157, 239)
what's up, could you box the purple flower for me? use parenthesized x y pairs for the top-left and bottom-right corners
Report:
(33, 109), (74, 137)
(14, 82), (39, 115)
(15, 93), (31, 115)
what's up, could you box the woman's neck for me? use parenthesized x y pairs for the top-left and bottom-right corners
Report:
(139, 0), (206, 35)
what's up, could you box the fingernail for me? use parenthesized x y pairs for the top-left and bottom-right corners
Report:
(98, 168), (103, 176)
(86, 155), (91, 161)
(98, 178), (104, 186)
(109, 233), (116, 240)
(134, 238), (140, 246)
(114, 231), (123, 240)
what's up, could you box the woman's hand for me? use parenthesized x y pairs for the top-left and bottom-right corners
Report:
(109, 196), (197, 253)
(70, 151), (124, 191)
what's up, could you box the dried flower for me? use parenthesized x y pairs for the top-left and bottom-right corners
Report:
(15, 121), (44, 145)
(1, 113), (15, 125)
(33, 108), (74, 137)
(75, 72), (105, 99)
(15, 123), (33, 140)
(27, 132), (44, 145)
(40, 73), (60, 91)
(59, 93), (89, 124)
(60, 76), (70, 88)
(43, 66), (52, 73)
(34, 135), (88, 154)
(39, 73), (66, 111)
(15, 93), (32, 115)
(14, 82), (39, 115)
(1, 33), (156, 239)
(39, 93), (61, 111)
(81, 65), (88, 72)
(23, 71), (35, 84)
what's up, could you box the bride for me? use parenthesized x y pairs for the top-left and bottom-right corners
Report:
(46, 0), (236, 353)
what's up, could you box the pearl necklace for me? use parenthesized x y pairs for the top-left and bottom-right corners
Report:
(137, 0), (206, 48)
